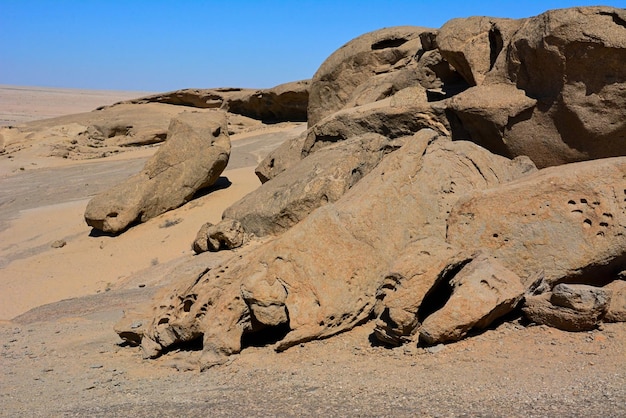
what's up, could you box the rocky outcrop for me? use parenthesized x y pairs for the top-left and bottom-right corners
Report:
(444, 7), (626, 168)
(117, 130), (537, 367)
(523, 283), (612, 331)
(446, 157), (626, 287)
(114, 6), (626, 369)
(203, 133), (399, 246)
(85, 111), (230, 233)
(116, 80), (310, 123)
(308, 26), (442, 127)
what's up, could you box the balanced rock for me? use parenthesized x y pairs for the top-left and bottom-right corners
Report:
(85, 111), (230, 233)
(522, 283), (612, 331)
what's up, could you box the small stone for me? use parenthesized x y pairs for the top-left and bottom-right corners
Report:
(51, 240), (67, 248)
(425, 344), (446, 354)
(89, 364), (103, 369)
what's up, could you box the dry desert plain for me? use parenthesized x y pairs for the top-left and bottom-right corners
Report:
(0, 85), (625, 417)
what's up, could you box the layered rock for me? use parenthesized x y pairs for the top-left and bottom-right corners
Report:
(85, 111), (230, 233)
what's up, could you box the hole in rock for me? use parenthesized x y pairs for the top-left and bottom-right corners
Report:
(241, 322), (291, 348)
(371, 37), (408, 50)
(160, 335), (204, 355)
(417, 259), (472, 322)
(107, 212), (118, 218)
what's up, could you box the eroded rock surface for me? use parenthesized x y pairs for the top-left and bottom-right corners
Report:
(523, 283), (612, 331)
(85, 111), (230, 233)
(117, 130), (537, 367)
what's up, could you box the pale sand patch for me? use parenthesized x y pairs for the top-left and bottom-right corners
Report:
(0, 84), (152, 126)
(0, 165), (260, 320)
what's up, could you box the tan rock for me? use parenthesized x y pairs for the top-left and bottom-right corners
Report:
(123, 130), (535, 368)
(522, 283), (611, 331)
(446, 157), (626, 287)
(85, 111), (230, 233)
(307, 26), (433, 126)
(418, 254), (525, 345)
(604, 280), (626, 323)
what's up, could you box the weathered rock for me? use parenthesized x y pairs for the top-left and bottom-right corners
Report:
(522, 283), (612, 331)
(308, 26), (434, 126)
(255, 131), (308, 183)
(447, 157), (626, 287)
(304, 90), (450, 156)
(445, 7), (626, 168)
(604, 280), (626, 322)
(121, 130), (537, 368)
(218, 133), (399, 242)
(192, 220), (246, 253)
(373, 240), (472, 346)
(226, 80), (309, 122)
(85, 111), (230, 233)
(437, 16), (523, 86)
(0, 103), (204, 159)
(117, 80), (310, 122)
(418, 254), (525, 345)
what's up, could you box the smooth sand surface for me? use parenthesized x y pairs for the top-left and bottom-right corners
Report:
(0, 84), (153, 126)
(0, 85), (305, 319)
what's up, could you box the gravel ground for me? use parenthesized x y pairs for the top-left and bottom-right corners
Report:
(2, 292), (625, 417)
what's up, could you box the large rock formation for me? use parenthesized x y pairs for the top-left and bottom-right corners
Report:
(115, 6), (626, 369)
(442, 7), (626, 167)
(85, 111), (230, 233)
(116, 80), (310, 123)
(117, 130), (536, 367)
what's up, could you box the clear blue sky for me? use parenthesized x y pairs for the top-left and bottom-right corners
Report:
(1, 1), (624, 92)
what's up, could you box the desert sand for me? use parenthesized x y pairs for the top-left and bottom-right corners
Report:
(1, 86), (625, 417)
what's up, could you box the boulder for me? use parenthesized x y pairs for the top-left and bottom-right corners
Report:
(446, 157), (626, 287)
(604, 280), (626, 322)
(85, 111), (230, 233)
(119, 130), (537, 368)
(522, 283), (612, 331)
(192, 220), (246, 253)
(445, 7), (626, 168)
(418, 254), (525, 345)
(255, 131), (307, 183)
(307, 26), (434, 126)
(437, 16), (523, 86)
(304, 90), (450, 156)
(212, 133), (398, 244)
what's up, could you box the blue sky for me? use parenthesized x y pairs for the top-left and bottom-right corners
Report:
(1, 1), (624, 92)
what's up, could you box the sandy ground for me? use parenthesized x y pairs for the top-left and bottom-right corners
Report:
(0, 86), (625, 417)
(0, 85), (154, 126)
